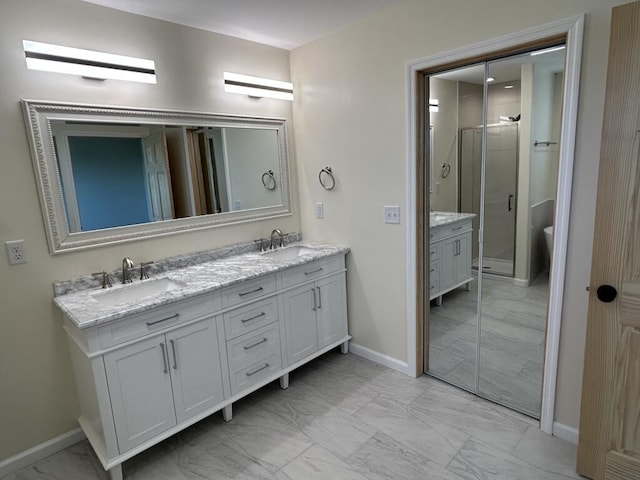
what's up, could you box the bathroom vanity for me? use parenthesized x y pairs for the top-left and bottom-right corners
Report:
(55, 242), (350, 480)
(429, 212), (475, 304)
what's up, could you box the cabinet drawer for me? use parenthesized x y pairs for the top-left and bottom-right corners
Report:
(223, 296), (278, 340)
(226, 323), (280, 372)
(221, 275), (277, 309)
(429, 229), (439, 242)
(97, 294), (221, 349)
(280, 256), (344, 289)
(229, 351), (282, 396)
(439, 220), (472, 239)
(429, 242), (440, 260)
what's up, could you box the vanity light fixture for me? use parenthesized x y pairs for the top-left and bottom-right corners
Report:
(429, 98), (439, 113)
(531, 45), (565, 56)
(22, 40), (156, 83)
(224, 72), (293, 101)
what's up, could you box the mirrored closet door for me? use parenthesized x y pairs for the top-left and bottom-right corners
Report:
(425, 45), (566, 418)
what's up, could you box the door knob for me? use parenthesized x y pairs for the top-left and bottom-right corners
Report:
(596, 285), (617, 303)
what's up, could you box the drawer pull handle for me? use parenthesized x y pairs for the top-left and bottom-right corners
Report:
(239, 286), (264, 297)
(430, 268), (435, 273)
(170, 339), (178, 369)
(316, 286), (322, 309)
(244, 338), (268, 350)
(146, 313), (179, 327)
(246, 363), (269, 376)
(160, 343), (168, 374)
(304, 267), (323, 276)
(241, 312), (266, 323)
(452, 226), (463, 231)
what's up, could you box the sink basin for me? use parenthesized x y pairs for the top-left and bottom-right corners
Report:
(91, 277), (186, 306)
(260, 245), (321, 260)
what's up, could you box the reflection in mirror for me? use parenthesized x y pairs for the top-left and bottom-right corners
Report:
(22, 101), (291, 253)
(426, 44), (566, 419)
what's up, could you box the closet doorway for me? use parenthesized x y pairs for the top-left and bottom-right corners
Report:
(423, 44), (566, 418)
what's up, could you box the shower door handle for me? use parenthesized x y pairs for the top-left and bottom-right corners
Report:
(508, 194), (514, 212)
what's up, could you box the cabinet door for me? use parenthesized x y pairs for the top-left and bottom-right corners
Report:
(166, 318), (225, 424)
(454, 232), (472, 284)
(439, 236), (457, 292)
(282, 284), (318, 365)
(104, 336), (176, 452)
(315, 274), (347, 349)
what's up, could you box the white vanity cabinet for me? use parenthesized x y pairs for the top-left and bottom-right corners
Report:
(281, 256), (348, 365)
(430, 218), (473, 303)
(60, 247), (350, 480)
(104, 317), (224, 452)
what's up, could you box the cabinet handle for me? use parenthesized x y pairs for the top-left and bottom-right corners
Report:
(170, 339), (177, 369)
(452, 226), (463, 231)
(246, 363), (269, 376)
(456, 239), (461, 256)
(241, 312), (266, 323)
(146, 313), (179, 326)
(244, 337), (268, 350)
(311, 288), (317, 311)
(160, 343), (168, 374)
(508, 193), (514, 212)
(430, 268), (435, 273)
(304, 267), (323, 276)
(238, 286), (264, 297)
(316, 286), (322, 309)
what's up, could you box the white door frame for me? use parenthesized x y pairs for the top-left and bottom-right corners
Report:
(406, 14), (584, 434)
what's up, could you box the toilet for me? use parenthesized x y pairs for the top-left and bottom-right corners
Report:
(544, 226), (553, 263)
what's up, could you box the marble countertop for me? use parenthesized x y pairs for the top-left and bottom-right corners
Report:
(430, 211), (476, 227)
(55, 242), (349, 330)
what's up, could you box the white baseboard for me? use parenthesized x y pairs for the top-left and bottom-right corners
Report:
(513, 277), (530, 287)
(349, 342), (410, 375)
(0, 428), (86, 478)
(552, 421), (579, 445)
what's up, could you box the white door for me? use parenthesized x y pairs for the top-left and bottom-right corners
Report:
(104, 336), (176, 452)
(142, 128), (174, 221)
(166, 318), (225, 424)
(315, 274), (347, 349)
(282, 284), (318, 364)
(577, 2), (640, 478)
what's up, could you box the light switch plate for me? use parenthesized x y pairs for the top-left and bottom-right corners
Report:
(384, 205), (400, 224)
(315, 202), (324, 219)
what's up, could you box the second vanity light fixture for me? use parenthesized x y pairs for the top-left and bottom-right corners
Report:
(224, 72), (294, 101)
(23, 40), (157, 83)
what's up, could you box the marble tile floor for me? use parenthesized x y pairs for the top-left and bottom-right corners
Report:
(4, 352), (583, 480)
(428, 272), (549, 417)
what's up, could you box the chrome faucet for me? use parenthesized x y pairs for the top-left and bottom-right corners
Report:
(270, 229), (284, 250)
(122, 257), (135, 284)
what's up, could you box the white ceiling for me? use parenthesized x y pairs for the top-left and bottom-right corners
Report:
(80, 0), (400, 50)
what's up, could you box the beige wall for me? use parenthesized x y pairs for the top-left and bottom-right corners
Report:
(291, 0), (627, 431)
(0, 0), (298, 460)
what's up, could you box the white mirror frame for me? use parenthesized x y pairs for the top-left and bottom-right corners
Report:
(22, 99), (292, 254)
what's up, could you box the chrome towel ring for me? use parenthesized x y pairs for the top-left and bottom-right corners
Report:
(261, 170), (276, 190)
(319, 166), (336, 190)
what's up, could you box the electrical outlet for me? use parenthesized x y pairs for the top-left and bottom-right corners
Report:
(5, 240), (27, 265)
(384, 205), (401, 224)
(315, 202), (324, 219)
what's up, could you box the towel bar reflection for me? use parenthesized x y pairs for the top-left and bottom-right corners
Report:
(534, 140), (558, 147)
(319, 166), (336, 190)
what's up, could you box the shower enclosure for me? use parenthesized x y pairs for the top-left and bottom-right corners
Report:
(460, 124), (518, 277)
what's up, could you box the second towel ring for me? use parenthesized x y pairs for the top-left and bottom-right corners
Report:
(261, 170), (277, 190)
(319, 166), (336, 190)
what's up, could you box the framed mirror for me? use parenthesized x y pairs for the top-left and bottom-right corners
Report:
(22, 100), (292, 253)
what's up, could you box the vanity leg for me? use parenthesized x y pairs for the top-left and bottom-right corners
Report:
(109, 464), (123, 480)
(465, 281), (471, 291)
(280, 373), (289, 390)
(341, 340), (349, 354)
(436, 295), (443, 306)
(222, 405), (233, 422)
